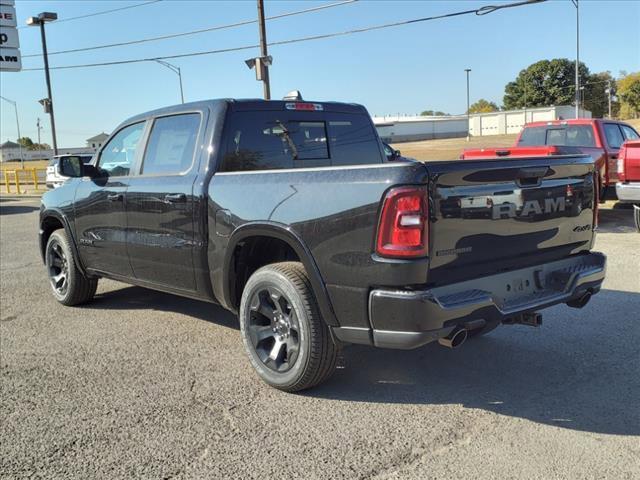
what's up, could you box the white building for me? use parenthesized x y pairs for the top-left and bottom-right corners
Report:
(0, 132), (108, 162)
(373, 106), (592, 143)
(86, 132), (109, 150)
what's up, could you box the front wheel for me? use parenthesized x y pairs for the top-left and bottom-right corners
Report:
(239, 262), (338, 392)
(45, 230), (98, 306)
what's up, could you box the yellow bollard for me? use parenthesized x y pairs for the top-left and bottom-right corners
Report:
(4, 171), (11, 194)
(13, 171), (22, 195)
(31, 168), (40, 191)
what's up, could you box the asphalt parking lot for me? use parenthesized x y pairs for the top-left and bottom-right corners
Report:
(1, 197), (639, 479)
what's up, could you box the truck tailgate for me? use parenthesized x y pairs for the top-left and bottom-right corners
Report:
(427, 156), (597, 285)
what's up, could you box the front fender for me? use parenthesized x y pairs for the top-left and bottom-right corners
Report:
(39, 207), (88, 276)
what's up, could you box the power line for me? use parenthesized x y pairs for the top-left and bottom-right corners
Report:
(22, 0), (358, 58)
(17, 1), (163, 29)
(21, 0), (546, 72)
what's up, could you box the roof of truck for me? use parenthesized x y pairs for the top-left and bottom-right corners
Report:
(523, 118), (630, 128)
(119, 98), (368, 128)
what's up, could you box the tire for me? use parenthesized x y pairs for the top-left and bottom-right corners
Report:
(239, 262), (338, 392)
(45, 229), (98, 306)
(634, 205), (640, 233)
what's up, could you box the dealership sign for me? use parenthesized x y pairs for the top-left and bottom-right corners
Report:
(0, 0), (21, 72)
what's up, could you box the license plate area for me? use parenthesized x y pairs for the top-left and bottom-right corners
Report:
(499, 272), (540, 305)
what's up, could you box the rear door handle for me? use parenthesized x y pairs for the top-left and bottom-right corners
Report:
(164, 193), (186, 203)
(107, 193), (123, 202)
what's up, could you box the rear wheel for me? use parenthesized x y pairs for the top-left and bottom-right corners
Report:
(239, 262), (338, 392)
(46, 230), (98, 306)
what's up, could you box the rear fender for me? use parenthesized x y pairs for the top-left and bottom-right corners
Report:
(223, 222), (339, 327)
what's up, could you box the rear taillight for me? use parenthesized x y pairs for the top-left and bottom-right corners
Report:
(376, 187), (429, 258)
(617, 144), (627, 182)
(566, 184), (574, 197)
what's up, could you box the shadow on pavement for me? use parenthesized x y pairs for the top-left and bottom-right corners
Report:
(0, 204), (39, 215)
(598, 207), (636, 233)
(90, 285), (239, 331)
(78, 280), (639, 437)
(310, 288), (640, 437)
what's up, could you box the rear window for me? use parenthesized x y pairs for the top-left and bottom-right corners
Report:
(220, 110), (382, 172)
(518, 125), (596, 148)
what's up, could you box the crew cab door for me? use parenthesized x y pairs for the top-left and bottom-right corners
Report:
(125, 112), (203, 292)
(74, 121), (147, 276)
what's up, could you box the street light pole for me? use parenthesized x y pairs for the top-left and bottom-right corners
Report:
(0, 96), (24, 169)
(465, 68), (471, 142)
(152, 60), (184, 104)
(572, 0), (580, 118)
(27, 12), (59, 155)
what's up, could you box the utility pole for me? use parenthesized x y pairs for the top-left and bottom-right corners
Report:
(37, 118), (42, 145)
(606, 79), (612, 119)
(572, 0), (580, 118)
(257, 0), (271, 100)
(465, 68), (471, 142)
(523, 74), (528, 123)
(27, 12), (59, 155)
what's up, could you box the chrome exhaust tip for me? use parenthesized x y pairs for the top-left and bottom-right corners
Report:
(438, 328), (468, 349)
(567, 291), (592, 309)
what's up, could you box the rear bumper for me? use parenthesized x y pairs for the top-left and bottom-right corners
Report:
(615, 182), (640, 203)
(333, 252), (606, 349)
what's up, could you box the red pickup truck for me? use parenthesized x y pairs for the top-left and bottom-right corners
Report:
(616, 140), (640, 231)
(461, 119), (640, 199)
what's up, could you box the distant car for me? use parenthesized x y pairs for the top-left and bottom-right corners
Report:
(615, 140), (640, 231)
(460, 119), (640, 199)
(46, 154), (93, 188)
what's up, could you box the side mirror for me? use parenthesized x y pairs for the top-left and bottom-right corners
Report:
(394, 150), (401, 158)
(59, 156), (84, 178)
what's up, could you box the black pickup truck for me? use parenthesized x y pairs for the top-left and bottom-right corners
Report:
(40, 99), (606, 391)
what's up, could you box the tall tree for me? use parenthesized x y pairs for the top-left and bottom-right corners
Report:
(617, 72), (640, 118)
(468, 99), (499, 113)
(420, 110), (449, 116)
(503, 59), (591, 110)
(17, 137), (34, 148)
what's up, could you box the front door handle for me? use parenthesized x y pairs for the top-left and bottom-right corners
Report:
(107, 193), (123, 202)
(164, 193), (186, 203)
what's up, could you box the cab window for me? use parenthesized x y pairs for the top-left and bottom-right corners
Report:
(141, 113), (201, 175)
(621, 124), (639, 141)
(98, 122), (145, 177)
(603, 123), (625, 149)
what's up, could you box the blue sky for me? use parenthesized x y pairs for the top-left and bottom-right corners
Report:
(1, 0), (638, 147)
